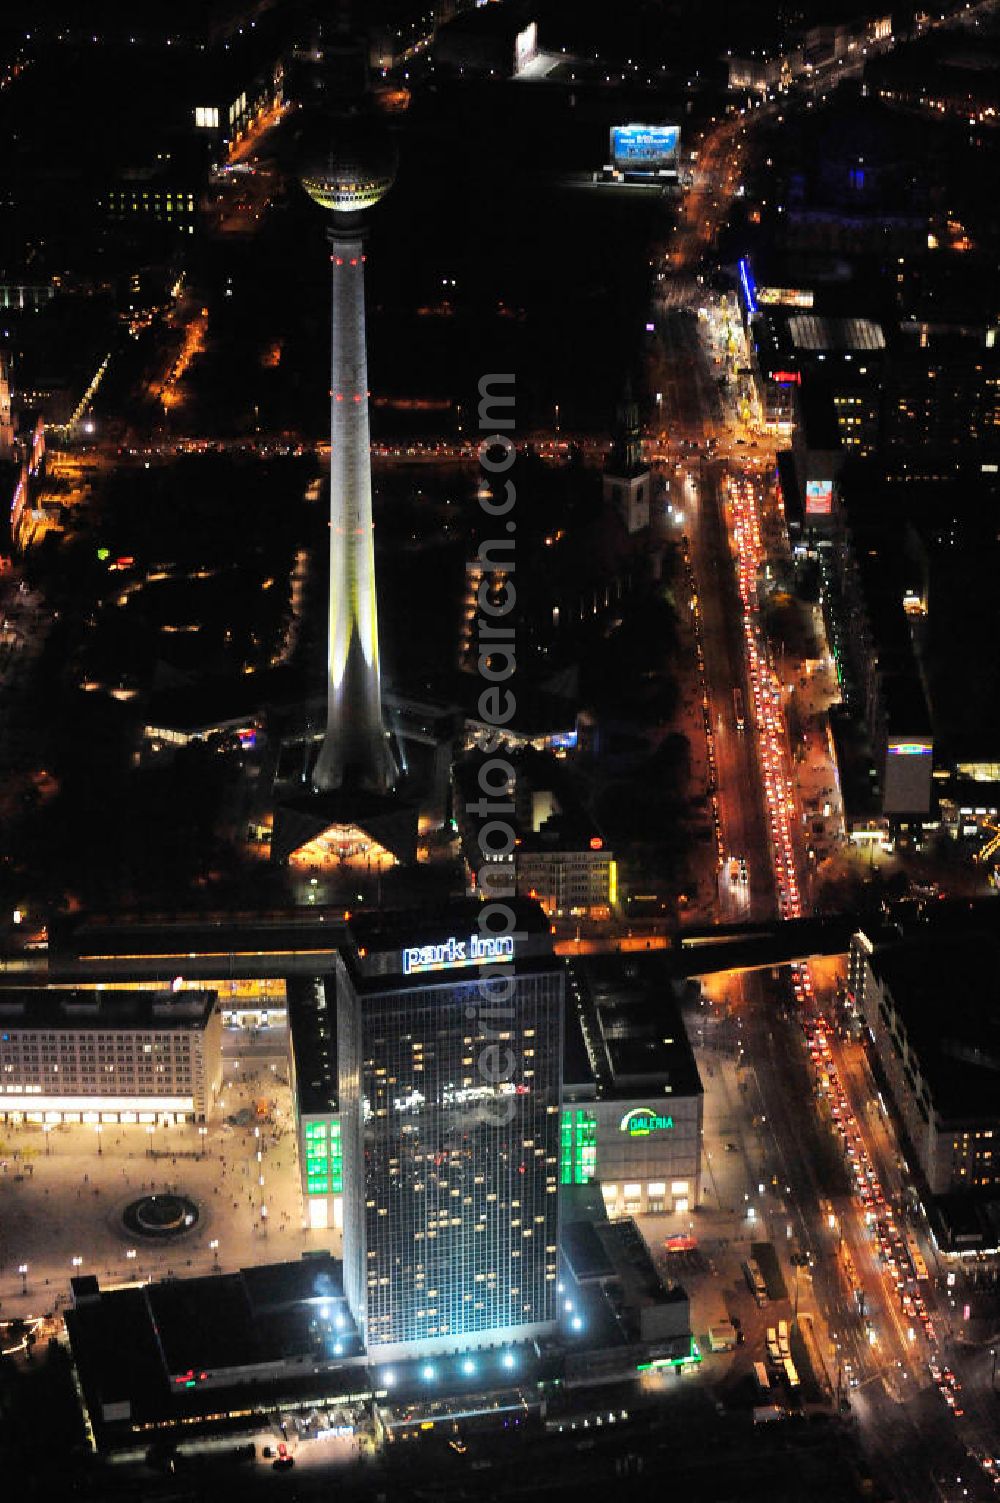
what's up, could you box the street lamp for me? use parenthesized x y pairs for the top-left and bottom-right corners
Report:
(198, 1126), (207, 1159)
(95, 1124), (103, 1156)
(18, 1262), (28, 1295)
(210, 1238), (220, 1271)
(71, 1256), (83, 1272)
(146, 1124), (155, 1158)
(43, 1124), (52, 1156)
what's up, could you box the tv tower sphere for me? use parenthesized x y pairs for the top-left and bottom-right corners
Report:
(299, 120), (397, 215)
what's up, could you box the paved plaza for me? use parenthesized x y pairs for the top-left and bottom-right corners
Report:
(0, 1032), (336, 1320)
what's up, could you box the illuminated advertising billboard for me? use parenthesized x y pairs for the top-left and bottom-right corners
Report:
(884, 738), (933, 814)
(514, 21), (538, 74)
(805, 480), (834, 516)
(611, 124), (680, 172)
(758, 287), (814, 309)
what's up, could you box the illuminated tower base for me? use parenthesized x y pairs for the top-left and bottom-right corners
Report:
(312, 224), (395, 794)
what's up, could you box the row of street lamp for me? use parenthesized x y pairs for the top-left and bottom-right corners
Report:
(13, 1237), (222, 1296)
(35, 1120), (207, 1157)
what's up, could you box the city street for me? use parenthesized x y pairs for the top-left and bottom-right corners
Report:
(640, 91), (1000, 1494)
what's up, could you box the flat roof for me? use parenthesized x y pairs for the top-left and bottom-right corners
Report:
(0, 988), (216, 1031)
(561, 1220), (616, 1282)
(453, 750), (605, 853)
(144, 666), (306, 734)
(346, 898), (551, 955)
(65, 1253), (359, 1440)
(343, 898), (555, 986)
(149, 1277), (260, 1374)
(787, 315), (885, 352)
(796, 381), (842, 452)
(564, 953), (702, 1102)
(58, 910), (348, 963)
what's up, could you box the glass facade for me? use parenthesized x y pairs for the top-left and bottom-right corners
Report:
(559, 1107), (597, 1185)
(304, 1116), (343, 1197)
(338, 960), (563, 1357)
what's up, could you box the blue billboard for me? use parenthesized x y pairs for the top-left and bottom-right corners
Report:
(611, 124), (680, 171)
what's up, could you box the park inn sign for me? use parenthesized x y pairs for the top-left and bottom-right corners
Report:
(401, 933), (515, 977)
(620, 1107), (675, 1137)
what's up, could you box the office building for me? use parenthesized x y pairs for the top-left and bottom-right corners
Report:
(881, 324), (1000, 461)
(0, 988), (222, 1125)
(336, 906), (563, 1360)
(849, 930), (1000, 1198)
(452, 751), (615, 919)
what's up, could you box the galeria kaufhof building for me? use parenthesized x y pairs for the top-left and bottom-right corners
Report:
(561, 954), (703, 1218)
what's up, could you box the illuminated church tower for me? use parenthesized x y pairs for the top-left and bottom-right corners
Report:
(300, 122), (397, 794)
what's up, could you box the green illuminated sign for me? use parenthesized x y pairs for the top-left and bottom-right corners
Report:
(560, 1108), (597, 1186)
(620, 1108), (674, 1137)
(636, 1337), (701, 1371)
(304, 1117), (342, 1195)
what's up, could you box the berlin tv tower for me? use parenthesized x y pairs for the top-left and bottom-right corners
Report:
(300, 119), (397, 794)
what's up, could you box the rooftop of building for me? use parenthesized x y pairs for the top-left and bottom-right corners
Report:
(0, 987), (217, 1031)
(563, 953), (702, 1102)
(65, 1253), (363, 1447)
(144, 666), (306, 735)
(787, 314), (886, 353)
(400, 669), (577, 740)
(795, 380), (843, 453)
(57, 908), (348, 963)
(146, 1258), (357, 1377)
(517, 814), (607, 854)
(453, 748), (606, 855)
(868, 932), (1000, 1122)
(346, 897), (550, 952)
(828, 708), (880, 821)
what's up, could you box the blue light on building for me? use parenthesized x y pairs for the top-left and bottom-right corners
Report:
(738, 257), (758, 316)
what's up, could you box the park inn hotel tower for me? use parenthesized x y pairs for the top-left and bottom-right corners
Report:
(335, 910), (564, 1362)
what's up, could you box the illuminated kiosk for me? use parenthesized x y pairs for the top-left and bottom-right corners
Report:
(301, 120), (397, 796)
